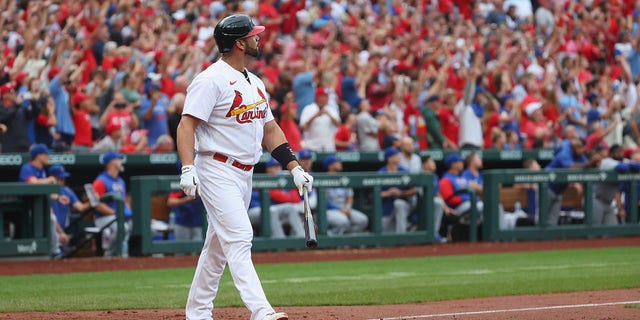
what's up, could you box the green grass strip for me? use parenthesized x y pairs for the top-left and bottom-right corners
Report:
(0, 247), (638, 312)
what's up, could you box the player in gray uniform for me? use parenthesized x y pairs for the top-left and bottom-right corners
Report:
(323, 154), (369, 234)
(177, 14), (313, 320)
(592, 145), (640, 225)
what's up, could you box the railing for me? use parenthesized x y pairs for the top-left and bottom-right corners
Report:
(0, 183), (59, 257)
(100, 192), (126, 257)
(482, 169), (640, 241)
(130, 172), (436, 256)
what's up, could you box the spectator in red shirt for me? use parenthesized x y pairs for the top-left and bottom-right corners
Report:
(99, 92), (139, 141)
(278, 92), (302, 151)
(542, 87), (562, 138)
(586, 119), (620, 152)
(366, 70), (394, 113)
(257, 0), (283, 50)
(483, 97), (501, 148)
(71, 92), (99, 152)
(519, 77), (542, 128)
(438, 95), (460, 148)
(334, 113), (357, 151)
(521, 102), (554, 149)
(279, 0), (305, 36)
(120, 129), (151, 154)
(260, 52), (282, 88)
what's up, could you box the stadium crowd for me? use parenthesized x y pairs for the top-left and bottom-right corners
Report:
(0, 0), (639, 155)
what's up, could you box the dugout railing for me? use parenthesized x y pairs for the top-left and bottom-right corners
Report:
(0, 183), (59, 257)
(0, 186), (127, 258)
(129, 173), (436, 256)
(482, 169), (640, 241)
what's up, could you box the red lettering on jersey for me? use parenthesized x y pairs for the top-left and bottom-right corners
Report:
(225, 89), (269, 124)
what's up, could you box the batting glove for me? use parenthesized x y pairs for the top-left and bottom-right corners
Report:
(291, 165), (313, 195)
(180, 165), (199, 197)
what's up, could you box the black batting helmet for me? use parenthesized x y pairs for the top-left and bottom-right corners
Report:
(213, 14), (265, 54)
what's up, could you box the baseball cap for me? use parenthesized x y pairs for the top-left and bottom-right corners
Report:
(499, 93), (513, 106)
(105, 122), (122, 135)
(0, 83), (15, 95)
(525, 102), (542, 116)
(30, 143), (51, 159)
(382, 135), (399, 149)
(299, 148), (313, 160)
(47, 67), (60, 80)
(265, 157), (280, 168)
(102, 151), (123, 165)
(352, 96), (363, 109)
(49, 164), (71, 178)
(14, 71), (29, 85)
(315, 87), (328, 98)
(384, 147), (401, 161)
(145, 83), (161, 96)
(242, 24), (265, 39)
(444, 153), (463, 169)
(72, 92), (91, 106)
(323, 154), (339, 169)
(147, 72), (162, 81)
(425, 95), (440, 104)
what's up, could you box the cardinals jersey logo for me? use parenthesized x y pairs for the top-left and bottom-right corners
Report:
(225, 89), (268, 124)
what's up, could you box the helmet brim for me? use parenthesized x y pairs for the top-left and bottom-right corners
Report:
(242, 25), (265, 38)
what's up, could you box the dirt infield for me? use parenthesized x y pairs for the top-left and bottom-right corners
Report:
(1, 237), (639, 320)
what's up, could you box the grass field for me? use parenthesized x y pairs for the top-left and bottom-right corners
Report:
(1, 247), (638, 312)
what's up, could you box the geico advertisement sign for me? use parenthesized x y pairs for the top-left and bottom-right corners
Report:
(0, 155), (23, 165)
(49, 154), (77, 165)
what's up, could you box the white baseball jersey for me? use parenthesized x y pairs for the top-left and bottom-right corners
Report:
(183, 60), (274, 164)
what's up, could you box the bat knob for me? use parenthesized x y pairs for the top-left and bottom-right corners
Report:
(306, 239), (318, 249)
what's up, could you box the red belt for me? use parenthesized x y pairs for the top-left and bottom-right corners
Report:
(212, 153), (254, 171)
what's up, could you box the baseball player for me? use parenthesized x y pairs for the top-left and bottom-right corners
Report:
(177, 14), (313, 320)
(92, 151), (133, 257)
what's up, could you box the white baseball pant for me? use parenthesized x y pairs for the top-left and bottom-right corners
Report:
(94, 215), (131, 257)
(326, 209), (369, 235)
(382, 199), (411, 233)
(185, 157), (275, 320)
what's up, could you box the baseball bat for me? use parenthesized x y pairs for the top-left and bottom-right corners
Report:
(302, 186), (318, 248)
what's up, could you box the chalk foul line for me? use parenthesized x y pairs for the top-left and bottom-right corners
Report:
(367, 300), (640, 320)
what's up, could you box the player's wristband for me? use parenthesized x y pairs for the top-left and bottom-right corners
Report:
(271, 142), (298, 168)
